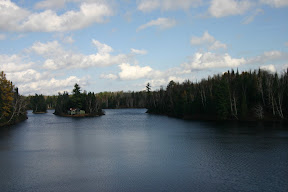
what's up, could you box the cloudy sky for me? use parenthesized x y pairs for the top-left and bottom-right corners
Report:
(0, 0), (288, 95)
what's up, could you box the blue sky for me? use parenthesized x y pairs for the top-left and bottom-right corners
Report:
(0, 0), (287, 95)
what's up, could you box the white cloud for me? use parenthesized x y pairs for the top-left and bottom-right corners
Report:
(0, 0), (113, 32)
(63, 36), (74, 44)
(6, 69), (42, 84)
(260, 64), (276, 73)
(168, 76), (185, 83)
(191, 31), (215, 45)
(137, 0), (202, 12)
(260, 0), (288, 8)
(138, 1), (160, 12)
(92, 39), (113, 54)
(87, 53), (128, 68)
(29, 41), (64, 56)
(118, 63), (153, 80)
(43, 59), (58, 70)
(22, 3), (112, 32)
(29, 40), (129, 70)
(144, 76), (185, 89)
(137, 0), (287, 14)
(104, 61), (194, 91)
(145, 79), (167, 87)
(209, 41), (227, 50)
(0, 54), (34, 72)
(34, 0), (111, 10)
(285, 42), (288, 46)
(34, 0), (66, 10)
(191, 31), (227, 50)
(248, 50), (287, 64)
(263, 50), (282, 58)
(209, 0), (252, 18)
(137, 18), (176, 32)
(242, 9), (264, 24)
(100, 74), (118, 80)
(117, 63), (189, 90)
(0, 0), (30, 31)
(282, 64), (288, 70)
(98, 62), (192, 91)
(131, 48), (147, 55)
(0, 33), (6, 40)
(182, 52), (246, 69)
(5, 66), (89, 95)
(54, 33), (75, 44)
(19, 75), (89, 95)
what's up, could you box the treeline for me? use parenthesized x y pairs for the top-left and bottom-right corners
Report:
(54, 86), (147, 115)
(27, 95), (57, 111)
(146, 69), (288, 121)
(0, 71), (27, 127)
(29, 94), (47, 113)
(27, 91), (147, 111)
(96, 91), (146, 109)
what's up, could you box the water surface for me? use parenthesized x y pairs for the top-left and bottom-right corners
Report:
(0, 109), (287, 191)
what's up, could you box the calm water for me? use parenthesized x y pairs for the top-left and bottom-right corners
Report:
(0, 109), (287, 192)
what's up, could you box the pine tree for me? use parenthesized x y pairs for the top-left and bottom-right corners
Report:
(71, 83), (83, 109)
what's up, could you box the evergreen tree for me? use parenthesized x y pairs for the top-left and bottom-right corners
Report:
(54, 84), (103, 116)
(214, 78), (230, 119)
(71, 83), (83, 109)
(54, 92), (70, 115)
(30, 94), (47, 113)
(145, 68), (288, 121)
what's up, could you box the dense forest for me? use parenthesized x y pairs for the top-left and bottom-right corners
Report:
(146, 69), (288, 121)
(96, 91), (146, 109)
(27, 91), (147, 111)
(54, 84), (104, 116)
(0, 71), (27, 127)
(29, 94), (47, 113)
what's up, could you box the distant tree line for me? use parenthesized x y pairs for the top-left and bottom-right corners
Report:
(146, 69), (288, 121)
(96, 91), (146, 109)
(29, 94), (47, 113)
(27, 89), (147, 113)
(0, 71), (27, 127)
(27, 95), (57, 110)
(46, 95), (57, 109)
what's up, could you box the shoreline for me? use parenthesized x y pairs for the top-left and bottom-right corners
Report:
(33, 111), (47, 114)
(146, 111), (288, 125)
(53, 112), (105, 118)
(0, 115), (28, 128)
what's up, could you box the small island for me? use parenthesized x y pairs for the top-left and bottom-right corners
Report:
(53, 84), (104, 117)
(30, 94), (47, 114)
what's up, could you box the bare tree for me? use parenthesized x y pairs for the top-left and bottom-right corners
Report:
(253, 104), (264, 119)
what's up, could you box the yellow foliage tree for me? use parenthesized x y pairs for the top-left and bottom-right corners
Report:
(0, 71), (14, 120)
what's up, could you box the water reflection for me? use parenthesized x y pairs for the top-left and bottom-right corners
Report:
(0, 109), (287, 192)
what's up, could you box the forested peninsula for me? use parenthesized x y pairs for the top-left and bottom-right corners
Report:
(146, 69), (288, 122)
(0, 71), (27, 127)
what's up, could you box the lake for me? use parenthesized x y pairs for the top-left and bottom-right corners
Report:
(0, 109), (287, 192)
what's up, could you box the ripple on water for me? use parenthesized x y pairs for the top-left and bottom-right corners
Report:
(0, 109), (287, 192)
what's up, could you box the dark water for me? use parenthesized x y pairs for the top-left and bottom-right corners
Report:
(0, 109), (287, 192)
